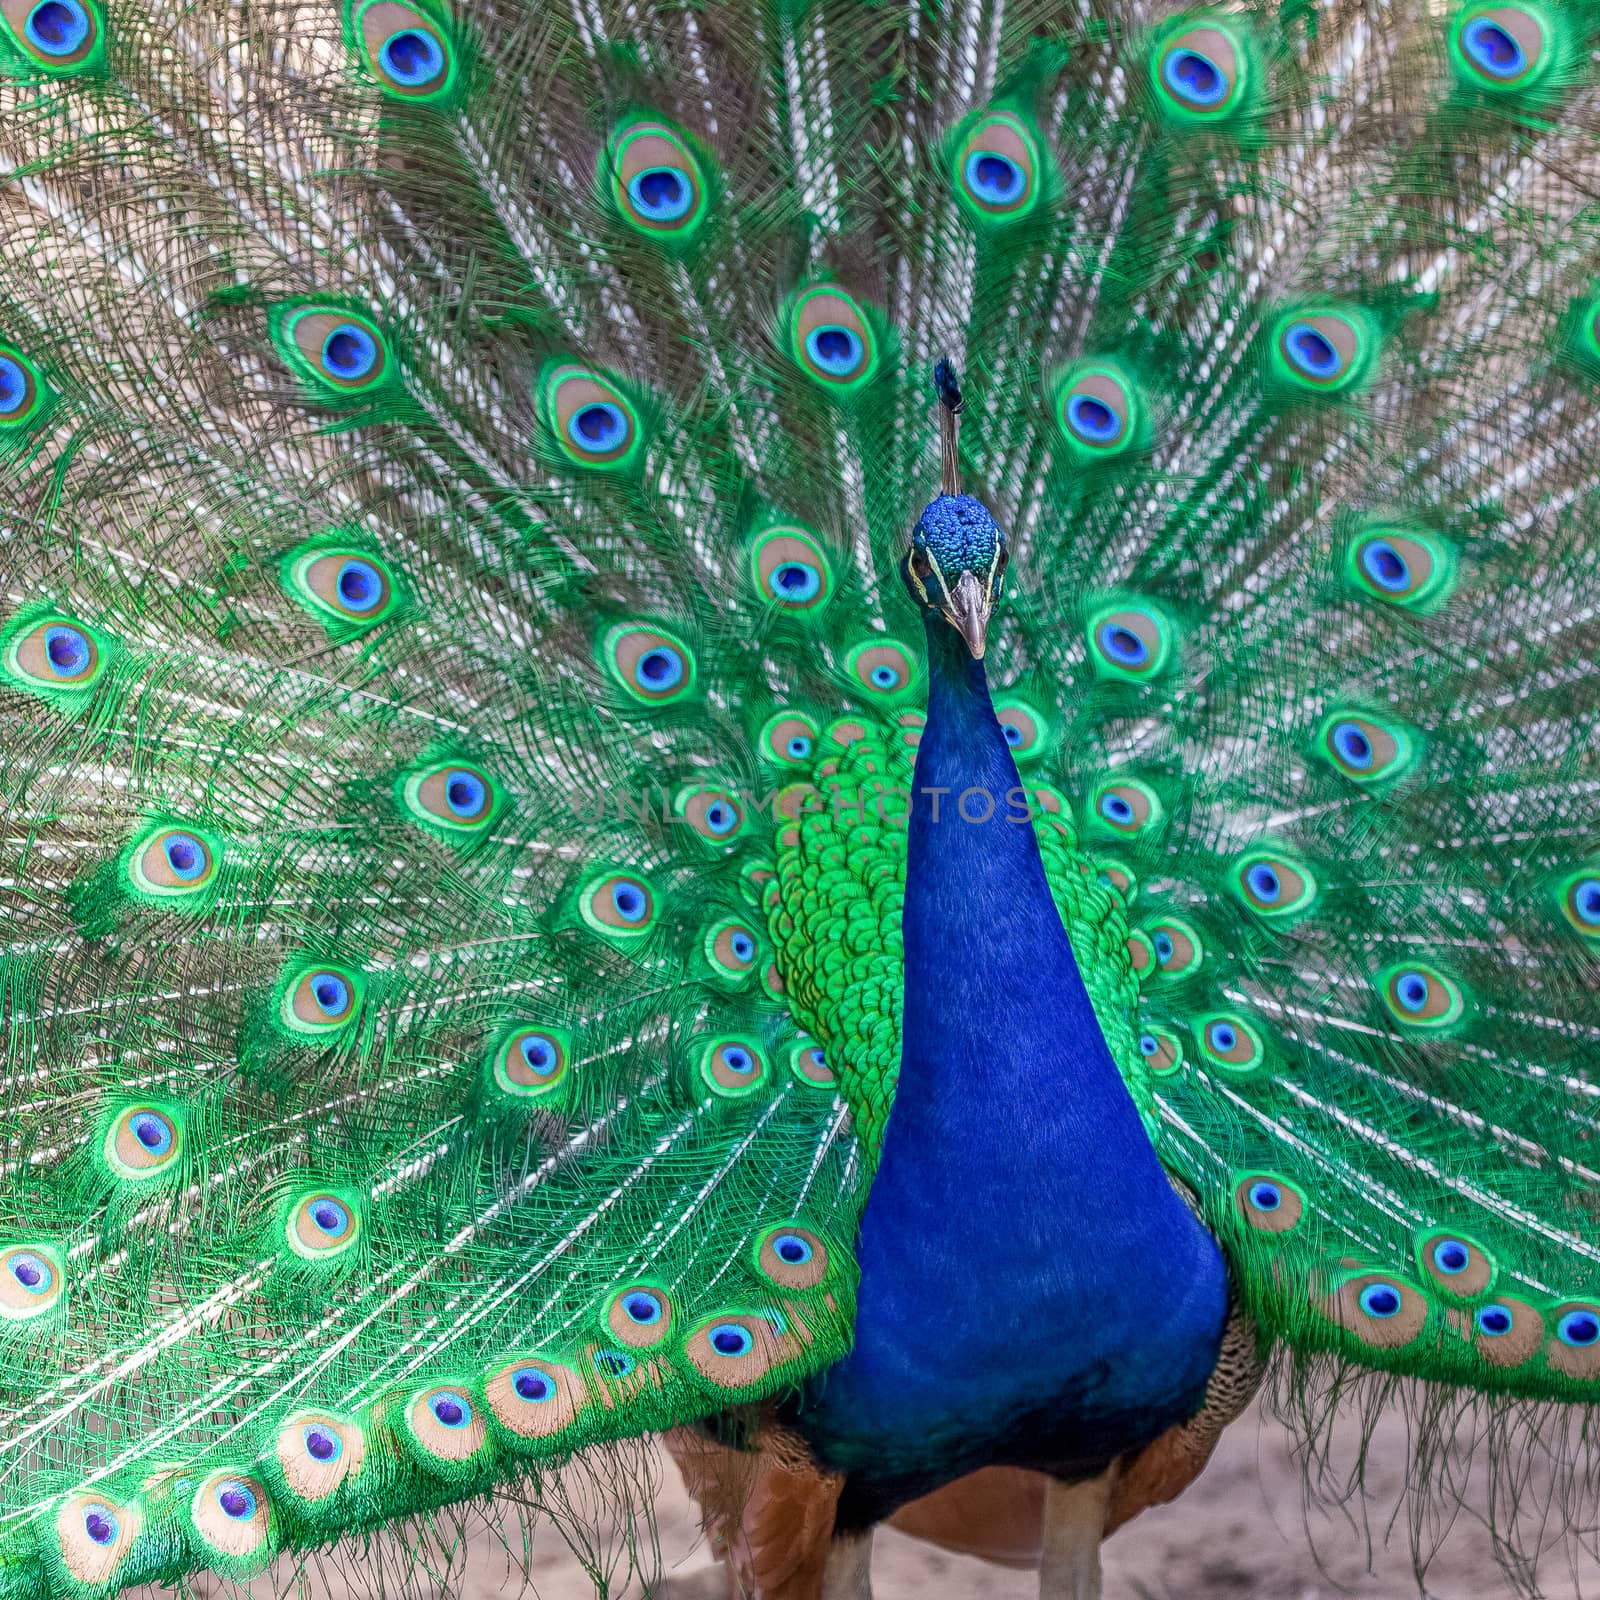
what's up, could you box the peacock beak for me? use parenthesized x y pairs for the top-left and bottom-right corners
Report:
(944, 569), (992, 660)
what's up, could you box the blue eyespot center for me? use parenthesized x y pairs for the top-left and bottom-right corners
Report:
(1395, 972), (1429, 1013)
(1572, 879), (1600, 926)
(444, 769), (487, 818)
(624, 1291), (662, 1324)
(520, 1034), (556, 1072)
(1138, 1033), (1159, 1056)
(0, 356), (27, 414)
(1463, 16), (1526, 77)
(1246, 863), (1282, 903)
(1100, 794), (1134, 824)
(1002, 723), (1024, 747)
(1248, 1181), (1282, 1211)
(217, 1482), (257, 1521)
(773, 1233), (813, 1265)
(1098, 623), (1147, 667)
(1153, 932), (1175, 963)
(1476, 1305), (1513, 1337)
(785, 734), (812, 759)
(1333, 721), (1373, 767)
(25, 0), (89, 55)
(322, 324), (378, 382)
(9, 1252), (50, 1292)
(310, 1199), (350, 1236)
(130, 1111), (173, 1153)
(730, 931), (755, 962)
(572, 401), (628, 451)
(628, 167), (692, 221)
(163, 833), (206, 881)
(709, 1323), (753, 1357)
(772, 561), (822, 601)
(1067, 395), (1121, 443)
(311, 974), (350, 1016)
(1358, 1282), (1402, 1319)
(380, 26), (444, 85)
(44, 625), (90, 678)
(611, 881), (647, 921)
(1286, 324), (1340, 378)
(513, 1366), (553, 1402)
(1559, 1310), (1600, 1347)
(303, 1424), (341, 1462)
(1361, 540), (1411, 591)
(83, 1507), (117, 1546)
(870, 665), (900, 689)
(722, 1046), (755, 1075)
(704, 801), (737, 834)
(336, 559), (382, 612)
(805, 325), (863, 377)
(428, 1390), (471, 1427)
(636, 646), (684, 689)
(964, 150), (1025, 205)
(808, 1048), (827, 1071)
(1164, 47), (1226, 105)
(1210, 1023), (1237, 1052)
(1432, 1239), (1470, 1275)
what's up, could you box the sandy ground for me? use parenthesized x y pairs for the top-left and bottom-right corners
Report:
(158, 1396), (1600, 1600)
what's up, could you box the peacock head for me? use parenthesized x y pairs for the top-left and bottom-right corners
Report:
(901, 493), (1008, 661)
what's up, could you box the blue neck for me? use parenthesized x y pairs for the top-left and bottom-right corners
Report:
(802, 614), (1228, 1504)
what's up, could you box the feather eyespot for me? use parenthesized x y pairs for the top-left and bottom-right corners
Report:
(750, 525), (834, 612)
(1378, 963), (1465, 1029)
(1089, 778), (1163, 839)
(785, 1036), (835, 1088)
(0, 1244), (62, 1319)
(1470, 1298), (1543, 1366)
(127, 825), (221, 901)
(1318, 711), (1415, 783)
(542, 362), (643, 470)
(676, 786), (748, 844)
(1147, 918), (1203, 978)
(1416, 1231), (1494, 1297)
(847, 640), (916, 698)
(1233, 851), (1318, 921)
(699, 1035), (768, 1098)
(755, 1225), (830, 1291)
(952, 110), (1040, 222)
(1054, 365), (1144, 460)
(603, 622), (696, 705)
(1196, 1013), (1265, 1074)
(54, 1494), (141, 1586)
(1557, 871), (1600, 940)
(1233, 1172), (1304, 1232)
(400, 759), (499, 834)
(0, 345), (51, 426)
(491, 1026), (570, 1098)
(684, 1312), (793, 1389)
(485, 1357), (586, 1442)
(4, 615), (109, 696)
(1137, 1027), (1182, 1074)
(403, 1386), (488, 1466)
(1548, 1303), (1600, 1380)
(104, 1104), (183, 1179)
(1347, 528), (1455, 609)
(761, 712), (820, 766)
(274, 1411), (365, 1503)
(789, 287), (879, 391)
(1087, 604), (1170, 679)
(993, 697), (1046, 760)
(281, 963), (364, 1035)
(606, 1284), (675, 1348)
(1152, 21), (1247, 119)
(580, 871), (658, 938)
(284, 545), (401, 629)
(347, 0), (455, 99)
(190, 1472), (273, 1563)
(1272, 309), (1371, 393)
(274, 306), (392, 399)
(2, 0), (101, 70)
(606, 119), (709, 239)
(1318, 1271), (1429, 1350)
(286, 1191), (361, 1260)
(704, 917), (761, 981)
(1451, 5), (1547, 88)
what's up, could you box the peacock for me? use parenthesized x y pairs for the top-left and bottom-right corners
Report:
(3, 0), (1600, 1596)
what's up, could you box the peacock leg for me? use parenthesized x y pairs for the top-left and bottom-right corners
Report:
(820, 1531), (875, 1600)
(1036, 1471), (1114, 1600)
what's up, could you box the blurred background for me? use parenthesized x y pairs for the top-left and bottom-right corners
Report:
(149, 1396), (1600, 1599)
